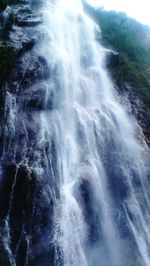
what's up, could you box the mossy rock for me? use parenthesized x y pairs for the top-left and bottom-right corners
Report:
(0, 43), (16, 85)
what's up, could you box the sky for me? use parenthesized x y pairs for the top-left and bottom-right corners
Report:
(87, 0), (150, 26)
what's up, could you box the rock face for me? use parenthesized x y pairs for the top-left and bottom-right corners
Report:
(0, 1), (56, 265)
(105, 50), (150, 147)
(116, 83), (150, 146)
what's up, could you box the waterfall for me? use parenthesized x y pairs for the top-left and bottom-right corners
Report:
(38, 0), (150, 265)
(0, 0), (150, 265)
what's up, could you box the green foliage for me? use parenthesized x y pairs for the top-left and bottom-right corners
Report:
(97, 10), (150, 91)
(0, 43), (16, 84)
(84, 5), (150, 102)
(108, 52), (150, 89)
(97, 10), (150, 64)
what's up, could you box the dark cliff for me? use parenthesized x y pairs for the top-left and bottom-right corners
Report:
(0, 1), (56, 265)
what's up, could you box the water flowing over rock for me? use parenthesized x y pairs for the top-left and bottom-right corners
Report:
(0, 0), (150, 266)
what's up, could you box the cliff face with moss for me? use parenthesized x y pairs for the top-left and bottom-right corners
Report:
(84, 4), (150, 144)
(0, 1), (54, 265)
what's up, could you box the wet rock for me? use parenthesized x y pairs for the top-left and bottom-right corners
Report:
(1, 7), (14, 38)
(9, 53), (50, 93)
(0, 0), (56, 264)
(117, 85), (150, 146)
(11, 4), (42, 27)
(0, 43), (16, 85)
(105, 150), (131, 201)
(16, 233), (29, 266)
(0, 163), (17, 219)
(16, 17), (42, 27)
(105, 49), (119, 69)
(0, 88), (6, 120)
(0, 236), (12, 266)
(0, 163), (38, 253)
(21, 82), (53, 111)
(0, 0), (7, 11)
(79, 178), (101, 243)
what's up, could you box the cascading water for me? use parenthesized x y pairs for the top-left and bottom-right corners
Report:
(0, 0), (150, 265)
(39, 0), (150, 265)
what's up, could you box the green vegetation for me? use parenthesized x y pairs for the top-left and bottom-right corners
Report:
(84, 4), (150, 102)
(97, 10), (150, 90)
